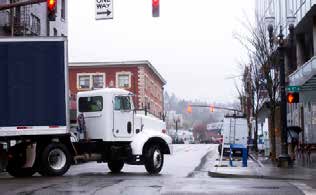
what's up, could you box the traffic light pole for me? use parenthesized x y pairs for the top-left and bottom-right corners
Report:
(278, 28), (291, 167)
(0, 0), (46, 11)
(189, 104), (242, 113)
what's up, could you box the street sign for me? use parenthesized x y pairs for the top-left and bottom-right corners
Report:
(287, 86), (301, 92)
(95, 0), (113, 20)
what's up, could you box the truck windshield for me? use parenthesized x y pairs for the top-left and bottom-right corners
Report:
(79, 96), (103, 112)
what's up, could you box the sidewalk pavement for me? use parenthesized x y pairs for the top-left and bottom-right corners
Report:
(209, 153), (316, 181)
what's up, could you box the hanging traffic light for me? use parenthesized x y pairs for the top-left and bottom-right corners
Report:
(152, 0), (160, 17)
(47, 0), (57, 21)
(210, 105), (214, 112)
(187, 105), (192, 113)
(287, 92), (299, 103)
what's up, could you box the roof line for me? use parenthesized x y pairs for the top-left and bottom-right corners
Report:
(69, 60), (166, 85)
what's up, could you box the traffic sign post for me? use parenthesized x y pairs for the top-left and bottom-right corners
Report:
(287, 86), (301, 92)
(95, 0), (113, 20)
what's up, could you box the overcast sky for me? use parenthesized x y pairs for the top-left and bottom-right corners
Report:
(68, 0), (255, 103)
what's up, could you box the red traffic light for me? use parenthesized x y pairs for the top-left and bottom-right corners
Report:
(153, 0), (159, 7)
(287, 92), (299, 103)
(47, 0), (57, 21)
(47, 0), (57, 11)
(152, 0), (160, 17)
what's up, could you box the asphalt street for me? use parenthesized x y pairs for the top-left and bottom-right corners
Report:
(0, 144), (308, 195)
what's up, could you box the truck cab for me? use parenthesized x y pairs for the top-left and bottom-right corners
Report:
(74, 88), (172, 174)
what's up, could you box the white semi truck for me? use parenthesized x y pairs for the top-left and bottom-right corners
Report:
(0, 37), (172, 177)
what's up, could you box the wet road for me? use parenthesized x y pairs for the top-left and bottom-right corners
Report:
(0, 144), (307, 195)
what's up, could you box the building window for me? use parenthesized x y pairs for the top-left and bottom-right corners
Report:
(116, 72), (131, 88)
(118, 75), (129, 88)
(30, 14), (40, 35)
(61, 0), (66, 20)
(78, 75), (90, 89)
(92, 75), (104, 89)
(77, 73), (105, 90)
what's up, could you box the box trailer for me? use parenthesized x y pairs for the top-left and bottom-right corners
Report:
(0, 37), (172, 177)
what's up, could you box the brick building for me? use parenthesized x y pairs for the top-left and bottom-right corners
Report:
(68, 61), (166, 118)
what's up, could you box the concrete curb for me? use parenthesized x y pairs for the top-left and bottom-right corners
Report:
(208, 171), (260, 179)
(208, 171), (308, 181)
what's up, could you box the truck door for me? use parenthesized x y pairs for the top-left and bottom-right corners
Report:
(113, 96), (134, 138)
(78, 96), (103, 139)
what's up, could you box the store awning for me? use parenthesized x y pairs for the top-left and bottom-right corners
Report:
(289, 56), (316, 91)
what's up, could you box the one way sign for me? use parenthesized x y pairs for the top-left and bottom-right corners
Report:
(95, 0), (113, 20)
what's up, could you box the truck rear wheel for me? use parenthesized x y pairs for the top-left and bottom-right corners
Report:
(144, 145), (164, 174)
(38, 143), (71, 176)
(6, 143), (37, 177)
(108, 160), (124, 173)
(6, 163), (36, 177)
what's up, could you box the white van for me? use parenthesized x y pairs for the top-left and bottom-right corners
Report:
(218, 115), (248, 156)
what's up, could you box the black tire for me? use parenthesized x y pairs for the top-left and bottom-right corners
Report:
(108, 160), (124, 173)
(38, 143), (71, 176)
(6, 143), (37, 177)
(144, 145), (164, 174)
(6, 163), (36, 177)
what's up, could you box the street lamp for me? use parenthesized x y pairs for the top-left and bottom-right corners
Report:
(265, 15), (295, 167)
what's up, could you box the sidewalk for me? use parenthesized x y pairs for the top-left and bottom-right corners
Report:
(209, 153), (316, 181)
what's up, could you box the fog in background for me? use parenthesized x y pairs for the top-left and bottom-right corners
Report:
(68, 0), (255, 103)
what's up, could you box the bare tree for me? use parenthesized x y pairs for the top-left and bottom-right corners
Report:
(235, 14), (279, 160)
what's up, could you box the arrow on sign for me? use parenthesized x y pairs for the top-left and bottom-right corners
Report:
(105, 9), (111, 16)
(97, 10), (111, 16)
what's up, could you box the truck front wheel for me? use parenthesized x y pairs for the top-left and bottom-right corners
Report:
(108, 160), (124, 173)
(144, 145), (164, 174)
(38, 143), (71, 176)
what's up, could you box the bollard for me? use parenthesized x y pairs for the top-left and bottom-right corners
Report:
(242, 147), (248, 167)
(229, 145), (233, 167)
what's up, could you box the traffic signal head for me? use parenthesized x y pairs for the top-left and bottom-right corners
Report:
(210, 105), (214, 112)
(152, 0), (160, 17)
(187, 105), (192, 113)
(287, 92), (299, 103)
(47, 0), (57, 21)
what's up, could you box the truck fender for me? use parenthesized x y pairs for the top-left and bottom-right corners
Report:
(24, 143), (36, 168)
(130, 130), (173, 155)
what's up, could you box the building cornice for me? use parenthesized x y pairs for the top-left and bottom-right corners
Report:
(69, 60), (166, 85)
